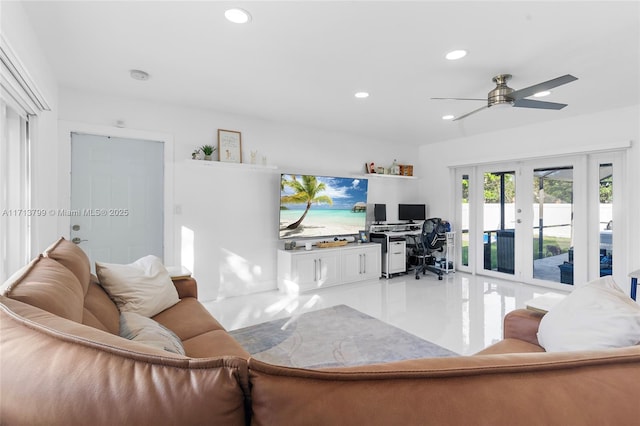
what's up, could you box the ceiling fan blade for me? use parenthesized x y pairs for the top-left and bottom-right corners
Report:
(453, 105), (489, 121)
(512, 98), (568, 110)
(509, 74), (578, 100)
(431, 97), (486, 101)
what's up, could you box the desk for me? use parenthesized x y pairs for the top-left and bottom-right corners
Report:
(370, 227), (420, 278)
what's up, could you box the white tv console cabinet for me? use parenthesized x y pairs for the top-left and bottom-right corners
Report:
(277, 243), (381, 294)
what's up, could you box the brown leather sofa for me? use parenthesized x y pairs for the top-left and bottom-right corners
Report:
(2, 238), (639, 425)
(0, 238), (250, 425)
(249, 310), (640, 425)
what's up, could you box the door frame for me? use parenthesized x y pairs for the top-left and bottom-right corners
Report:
(58, 121), (175, 264)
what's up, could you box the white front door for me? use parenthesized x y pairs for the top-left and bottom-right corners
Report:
(70, 133), (164, 267)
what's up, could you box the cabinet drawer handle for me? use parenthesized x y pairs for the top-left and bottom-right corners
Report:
(314, 259), (318, 281)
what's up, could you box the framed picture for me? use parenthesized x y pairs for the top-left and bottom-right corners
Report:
(218, 129), (242, 163)
(359, 230), (368, 243)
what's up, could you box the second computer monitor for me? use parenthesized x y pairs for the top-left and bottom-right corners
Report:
(398, 204), (426, 223)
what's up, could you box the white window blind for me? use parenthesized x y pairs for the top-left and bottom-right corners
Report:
(0, 99), (30, 282)
(0, 36), (45, 282)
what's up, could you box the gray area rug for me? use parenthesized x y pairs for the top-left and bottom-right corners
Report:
(229, 304), (458, 368)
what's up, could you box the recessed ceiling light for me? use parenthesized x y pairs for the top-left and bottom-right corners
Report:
(129, 69), (150, 81)
(354, 92), (370, 99)
(225, 8), (251, 24)
(445, 50), (467, 60)
(442, 114), (455, 120)
(534, 91), (551, 97)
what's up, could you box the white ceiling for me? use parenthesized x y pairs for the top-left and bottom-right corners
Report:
(22, 1), (640, 145)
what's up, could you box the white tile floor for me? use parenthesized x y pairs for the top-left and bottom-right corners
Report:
(203, 272), (568, 355)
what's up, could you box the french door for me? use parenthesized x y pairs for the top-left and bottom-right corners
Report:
(456, 152), (624, 290)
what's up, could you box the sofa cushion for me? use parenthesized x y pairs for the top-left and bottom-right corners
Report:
(152, 297), (250, 359)
(82, 278), (121, 334)
(0, 255), (84, 323)
(43, 237), (91, 295)
(538, 276), (640, 352)
(120, 311), (185, 355)
(182, 330), (251, 359)
(96, 255), (180, 317)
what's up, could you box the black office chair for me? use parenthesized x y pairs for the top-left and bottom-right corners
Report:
(407, 218), (447, 280)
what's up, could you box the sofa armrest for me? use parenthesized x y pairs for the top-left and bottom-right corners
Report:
(171, 277), (198, 299)
(503, 309), (544, 346)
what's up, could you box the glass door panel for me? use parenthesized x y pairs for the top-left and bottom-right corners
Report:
(482, 171), (515, 275)
(531, 167), (574, 284)
(461, 174), (470, 267)
(598, 163), (613, 277)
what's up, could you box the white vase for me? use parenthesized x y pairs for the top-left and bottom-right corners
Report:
(204, 154), (212, 161)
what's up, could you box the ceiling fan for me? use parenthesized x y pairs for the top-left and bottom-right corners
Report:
(432, 74), (578, 121)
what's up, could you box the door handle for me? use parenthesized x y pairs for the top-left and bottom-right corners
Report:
(71, 237), (88, 244)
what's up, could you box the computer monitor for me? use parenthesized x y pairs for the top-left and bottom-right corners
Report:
(374, 204), (386, 223)
(398, 204), (426, 222)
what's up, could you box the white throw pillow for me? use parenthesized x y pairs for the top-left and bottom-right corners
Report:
(537, 276), (640, 352)
(120, 311), (185, 355)
(96, 255), (179, 317)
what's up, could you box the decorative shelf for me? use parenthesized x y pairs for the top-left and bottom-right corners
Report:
(185, 159), (278, 172)
(357, 173), (418, 180)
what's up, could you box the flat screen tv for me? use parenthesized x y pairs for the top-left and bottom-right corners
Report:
(398, 203), (426, 222)
(279, 174), (368, 239)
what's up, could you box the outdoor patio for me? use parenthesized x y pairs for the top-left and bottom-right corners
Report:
(533, 253), (570, 283)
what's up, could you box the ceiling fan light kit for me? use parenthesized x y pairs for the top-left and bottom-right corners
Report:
(433, 73), (578, 121)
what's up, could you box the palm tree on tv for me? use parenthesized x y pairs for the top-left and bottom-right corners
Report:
(281, 175), (333, 230)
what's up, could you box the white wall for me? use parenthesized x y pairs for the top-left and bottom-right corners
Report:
(8, 0), (637, 299)
(418, 105), (640, 290)
(1, 0), (60, 254)
(57, 88), (418, 300)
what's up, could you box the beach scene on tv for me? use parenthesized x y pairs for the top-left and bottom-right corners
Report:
(279, 174), (368, 239)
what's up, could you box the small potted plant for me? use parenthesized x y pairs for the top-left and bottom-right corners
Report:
(200, 145), (216, 161)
